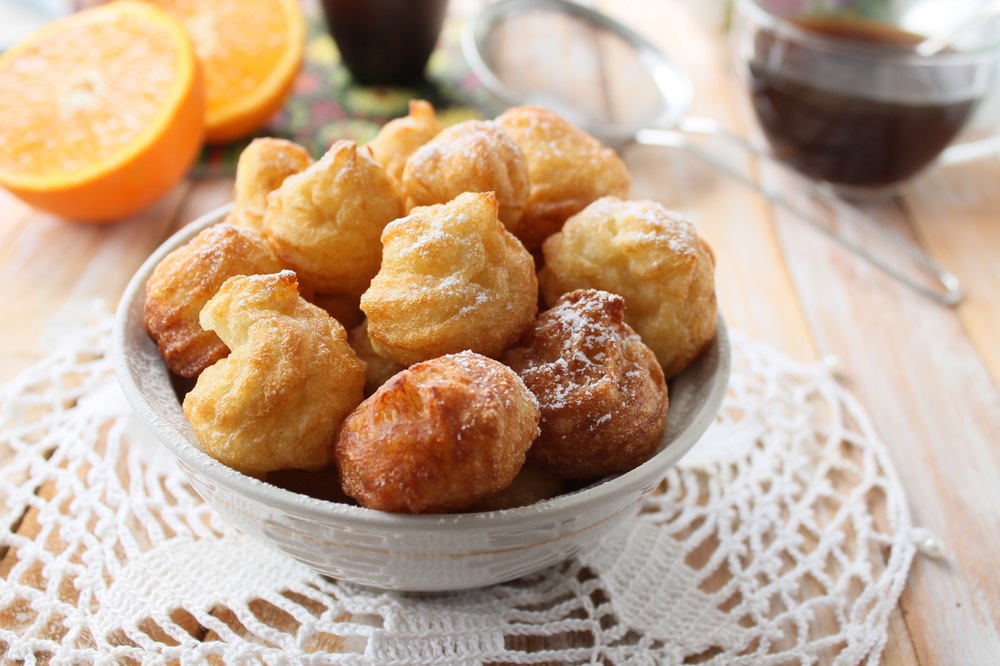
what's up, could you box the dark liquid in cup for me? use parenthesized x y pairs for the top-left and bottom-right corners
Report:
(321, 0), (449, 86)
(748, 17), (979, 188)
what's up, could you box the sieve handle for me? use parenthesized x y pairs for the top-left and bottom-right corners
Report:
(635, 120), (964, 307)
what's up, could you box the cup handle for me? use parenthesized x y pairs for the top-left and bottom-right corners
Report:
(940, 133), (1000, 165)
(635, 118), (964, 307)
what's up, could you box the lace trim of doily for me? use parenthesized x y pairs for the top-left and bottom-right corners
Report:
(1, 304), (923, 664)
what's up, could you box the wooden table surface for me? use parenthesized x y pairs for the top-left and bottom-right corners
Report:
(2, 1), (999, 663)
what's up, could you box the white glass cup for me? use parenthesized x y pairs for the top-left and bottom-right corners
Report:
(731, 0), (1000, 197)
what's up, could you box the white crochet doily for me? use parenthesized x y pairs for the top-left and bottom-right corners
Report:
(1, 306), (924, 665)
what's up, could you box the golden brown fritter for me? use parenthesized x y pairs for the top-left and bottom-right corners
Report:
(539, 197), (717, 378)
(182, 271), (366, 476)
(347, 319), (405, 396)
(360, 191), (538, 366)
(144, 222), (284, 378)
(266, 468), (354, 505)
(401, 119), (530, 230)
(309, 291), (364, 331)
(228, 137), (313, 232)
(262, 140), (405, 297)
(495, 105), (631, 250)
(335, 351), (541, 513)
(366, 99), (443, 187)
(504, 289), (669, 479)
(466, 464), (565, 512)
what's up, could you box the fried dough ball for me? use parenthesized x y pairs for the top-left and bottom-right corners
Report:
(540, 197), (717, 378)
(360, 191), (538, 366)
(228, 137), (313, 232)
(401, 119), (529, 230)
(144, 222), (284, 378)
(183, 271), (366, 477)
(495, 105), (631, 250)
(262, 140), (405, 297)
(347, 319), (405, 396)
(310, 291), (364, 330)
(503, 289), (669, 479)
(466, 464), (565, 512)
(335, 351), (541, 513)
(366, 99), (443, 187)
(266, 468), (353, 505)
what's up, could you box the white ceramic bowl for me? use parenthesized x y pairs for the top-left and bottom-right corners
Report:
(113, 206), (731, 592)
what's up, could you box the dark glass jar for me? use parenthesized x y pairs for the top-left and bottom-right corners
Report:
(320, 0), (450, 86)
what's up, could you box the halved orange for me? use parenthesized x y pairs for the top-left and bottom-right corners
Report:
(0, 0), (205, 223)
(147, 0), (306, 144)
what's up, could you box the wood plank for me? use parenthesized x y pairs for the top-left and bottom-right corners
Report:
(904, 157), (1000, 385)
(624, 141), (817, 361)
(0, 183), (189, 383)
(172, 176), (234, 234)
(717, 26), (1000, 650)
(2, 1), (996, 660)
(0, 174), (234, 386)
(623, 4), (986, 663)
(756, 156), (1000, 665)
(611, 0), (816, 360)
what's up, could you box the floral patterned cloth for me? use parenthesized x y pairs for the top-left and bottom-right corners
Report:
(195, 14), (494, 175)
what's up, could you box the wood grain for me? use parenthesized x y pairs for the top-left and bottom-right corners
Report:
(735, 105), (1000, 664)
(2, 0), (1000, 662)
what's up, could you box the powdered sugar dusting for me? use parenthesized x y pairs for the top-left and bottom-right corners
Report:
(611, 198), (700, 256)
(444, 350), (540, 410)
(510, 290), (643, 413)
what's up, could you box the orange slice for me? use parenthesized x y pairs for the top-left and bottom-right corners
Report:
(0, 0), (205, 223)
(147, 0), (306, 144)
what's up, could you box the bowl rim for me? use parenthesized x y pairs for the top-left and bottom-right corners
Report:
(113, 205), (731, 533)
